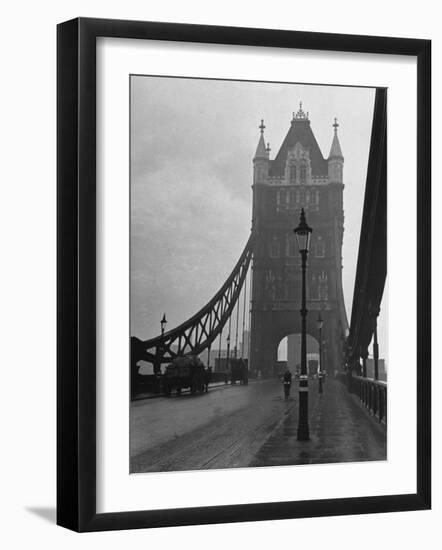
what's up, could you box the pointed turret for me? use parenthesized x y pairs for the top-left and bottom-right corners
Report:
(254, 119), (268, 160)
(328, 118), (344, 183)
(329, 118), (344, 160)
(253, 119), (269, 184)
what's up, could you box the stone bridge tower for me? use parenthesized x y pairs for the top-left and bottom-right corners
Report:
(249, 104), (349, 377)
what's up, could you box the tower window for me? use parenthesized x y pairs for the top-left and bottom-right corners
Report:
(300, 165), (307, 183)
(270, 237), (280, 258)
(315, 236), (325, 257)
(289, 164), (297, 184)
(275, 276), (284, 300)
(319, 285), (328, 301)
(309, 274), (319, 300)
(287, 234), (297, 257)
(318, 270), (328, 300)
(265, 270), (276, 300)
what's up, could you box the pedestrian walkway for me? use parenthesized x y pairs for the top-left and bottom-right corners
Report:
(250, 378), (386, 467)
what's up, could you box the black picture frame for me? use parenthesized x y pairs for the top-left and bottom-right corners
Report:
(57, 17), (431, 532)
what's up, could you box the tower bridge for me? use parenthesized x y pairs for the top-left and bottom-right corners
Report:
(130, 90), (387, 471)
(250, 102), (348, 378)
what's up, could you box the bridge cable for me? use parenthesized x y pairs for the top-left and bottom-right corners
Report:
(218, 326), (223, 371)
(241, 264), (248, 360)
(247, 262), (253, 372)
(235, 285), (240, 359)
(227, 309), (232, 368)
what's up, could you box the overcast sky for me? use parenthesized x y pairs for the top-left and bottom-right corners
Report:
(130, 76), (386, 361)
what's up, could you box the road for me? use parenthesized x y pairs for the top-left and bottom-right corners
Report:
(130, 379), (295, 473)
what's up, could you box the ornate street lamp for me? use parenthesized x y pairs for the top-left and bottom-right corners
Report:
(160, 313), (167, 335)
(294, 208), (312, 441)
(226, 334), (231, 371)
(153, 313), (167, 378)
(317, 312), (324, 394)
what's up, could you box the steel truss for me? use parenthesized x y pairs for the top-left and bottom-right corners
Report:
(131, 233), (254, 367)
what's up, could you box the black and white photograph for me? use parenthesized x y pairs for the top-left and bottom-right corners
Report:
(0, 0), (435, 544)
(129, 76), (387, 474)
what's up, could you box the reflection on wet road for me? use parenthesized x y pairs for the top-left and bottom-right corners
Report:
(130, 379), (296, 473)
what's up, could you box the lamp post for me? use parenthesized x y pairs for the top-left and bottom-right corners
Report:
(226, 334), (231, 372)
(160, 313), (167, 335)
(294, 208), (312, 441)
(317, 312), (324, 394)
(154, 313), (167, 378)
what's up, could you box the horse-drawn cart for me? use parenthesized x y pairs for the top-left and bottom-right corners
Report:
(163, 355), (209, 396)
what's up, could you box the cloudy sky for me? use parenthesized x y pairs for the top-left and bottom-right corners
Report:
(130, 76), (386, 360)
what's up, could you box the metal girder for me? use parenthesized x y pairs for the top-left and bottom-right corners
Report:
(346, 88), (387, 363)
(131, 233), (255, 366)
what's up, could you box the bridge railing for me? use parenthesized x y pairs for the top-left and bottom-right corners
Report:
(336, 373), (387, 425)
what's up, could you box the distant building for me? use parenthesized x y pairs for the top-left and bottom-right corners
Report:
(275, 360), (287, 376)
(214, 357), (229, 372)
(240, 330), (250, 359)
(308, 359), (319, 377)
(197, 329), (249, 368)
(287, 334), (320, 372)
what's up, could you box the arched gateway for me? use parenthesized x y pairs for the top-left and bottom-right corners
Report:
(249, 104), (349, 377)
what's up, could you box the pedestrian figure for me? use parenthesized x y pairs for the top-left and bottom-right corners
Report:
(283, 369), (292, 400)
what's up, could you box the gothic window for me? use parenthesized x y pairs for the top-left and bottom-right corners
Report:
(315, 189), (319, 204)
(309, 274), (319, 300)
(295, 190), (300, 204)
(286, 234), (297, 257)
(269, 237), (280, 258)
(289, 189), (296, 204)
(318, 270), (328, 300)
(315, 236), (325, 257)
(306, 189), (311, 203)
(275, 276), (284, 300)
(285, 278), (290, 300)
(300, 164), (307, 183)
(289, 164), (297, 184)
(265, 270), (276, 300)
(287, 273), (296, 300)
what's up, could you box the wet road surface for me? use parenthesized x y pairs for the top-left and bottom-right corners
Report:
(130, 379), (295, 473)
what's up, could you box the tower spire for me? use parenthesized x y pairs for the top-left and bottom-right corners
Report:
(292, 101), (309, 122)
(259, 119), (266, 135)
(328, 117), (343, 159)
(254, 119), (267, 159)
